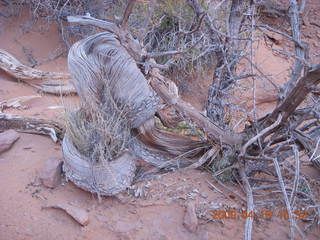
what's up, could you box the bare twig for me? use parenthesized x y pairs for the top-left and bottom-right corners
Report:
(178, 13), (206, 35)
(289, 145), (300, 206)
(241, 114), (282, 155)
(272, 157), (296, 240)
(67, 14), (118, 34)
(284, 0), (305, 97)
(145, 50), (184, 58)
(144, 35), (204, 58)
(120, 0), (137, 27)
(251, 24), (305, 49)
(209, 177), (246, 203)
(239, 168), (254, 240)
(139, 0), (157, 40)
(266, 64), (320, 125)
(299, 0), (307, 14)
(186, 146), (219, 169)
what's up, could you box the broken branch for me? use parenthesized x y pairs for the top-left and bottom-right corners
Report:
(0, 49), (75, 95)
(0, 113), (64, 142)
(120, 0), (137, 27)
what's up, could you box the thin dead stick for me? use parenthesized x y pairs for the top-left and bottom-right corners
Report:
(251, 24), (305, 49)
(210, 176), (246, 203)
(213, 164), (239, 177)
(178, 13), (206, 35)
(139, 0), (157, 41)
(309, 136), (320, 161)
(120, 0), (137, 27)
(243, 55), (279, 91)
(186, 146), (219, 169)
(0, 95), (41, 111)
(299, 0), (307, 13)
(67, 14), (118, 34)
(145, 50), (184, 58)
(250, 4), (257, 123)
(285, 0), (305, 97)
(272, 157), (296, 240)
(241, 114), (282, 155)
(239, 168), (254, 240)
(266, 64), (320, 125)
(206, 180), (235, 202)
(289, 145), (300, 206)
(144, 35), (204, 59)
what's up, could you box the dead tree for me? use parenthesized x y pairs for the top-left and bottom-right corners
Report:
(63, 1), (320, 239)
(0, 0), (319, 239)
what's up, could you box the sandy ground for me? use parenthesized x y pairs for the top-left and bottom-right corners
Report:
(0, 4), (320, 240)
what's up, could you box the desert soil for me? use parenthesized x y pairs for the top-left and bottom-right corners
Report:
(0, 3), (320, 240)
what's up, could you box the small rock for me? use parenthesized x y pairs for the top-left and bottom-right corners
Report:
(43, 203), (89, 226)
(39, 157), (63, 188)
(200, 193), (208, 199)
(0, 130), (20, 154)
(183, 202), (198, 233)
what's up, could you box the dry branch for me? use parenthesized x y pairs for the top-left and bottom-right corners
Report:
(186, 146), (219, 169)
(120, 0), (136, 27)
(266, 64), (320, 125)
(239, 168), (253, 240)
(0, 95), (41, 111)
(0, 113), (64, 142)
(0, 49), (75, 95)
(149, 67), (241, 145)
(241, 114), (282, 155)
(282, 0), (306, 98)
(272, 157), (296, 240)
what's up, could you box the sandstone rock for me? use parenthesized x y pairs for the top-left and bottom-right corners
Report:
(183, 202), (198, 233)
(0, 129), (20, 154)
(40, 157), (63, 188)
(43, 203), (89, 226)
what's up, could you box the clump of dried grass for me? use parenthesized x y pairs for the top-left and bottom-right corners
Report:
(65, 94), (131, 166)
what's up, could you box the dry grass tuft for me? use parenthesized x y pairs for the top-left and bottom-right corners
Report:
(65, 93), (131, 166)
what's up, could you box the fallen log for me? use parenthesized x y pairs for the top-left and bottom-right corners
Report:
(0, 113), (64, 142)
(0, 49), (76, 95)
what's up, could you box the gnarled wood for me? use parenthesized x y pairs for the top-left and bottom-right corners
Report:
(67, 15), (240, 146)
(0, 49), (76, 95)
(149, 67), (241, 145)
(0, 113), (64, 142)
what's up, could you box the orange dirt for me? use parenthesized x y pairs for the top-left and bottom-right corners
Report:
(0, 4), (319, 240)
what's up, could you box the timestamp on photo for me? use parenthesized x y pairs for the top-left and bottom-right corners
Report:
(210, 208), (309, 220)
